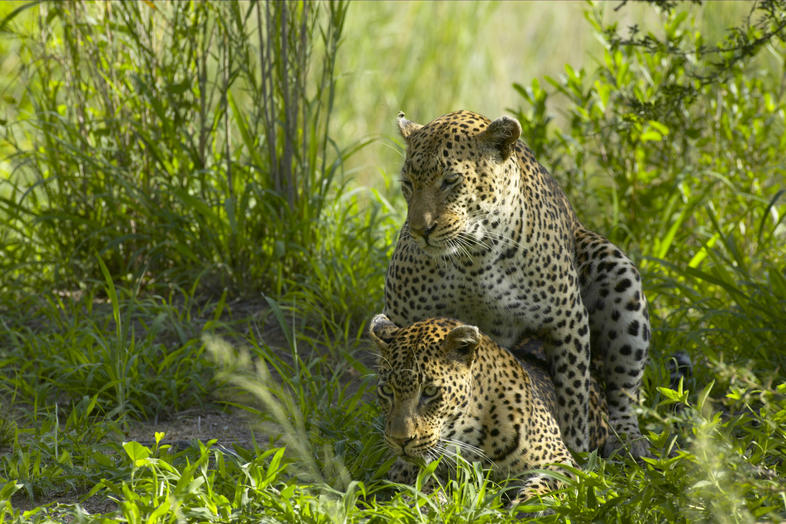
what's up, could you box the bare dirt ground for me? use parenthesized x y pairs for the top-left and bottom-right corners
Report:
(10, 406), (257, 518)
(123, 407), (256, 446)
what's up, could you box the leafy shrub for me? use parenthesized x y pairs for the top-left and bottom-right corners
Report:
(511, 1), (786, 370)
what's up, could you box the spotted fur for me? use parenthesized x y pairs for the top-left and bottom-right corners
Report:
(368, 315), (609, 502)
(384, 110), (650, 456)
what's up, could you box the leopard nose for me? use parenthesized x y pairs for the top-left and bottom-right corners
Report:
(388, 435), (415, 450)
(410, 222), (437, 241)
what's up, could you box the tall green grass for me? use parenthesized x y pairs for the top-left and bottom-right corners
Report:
(0, 285), (216, 421)
(0, 1), (368, 302)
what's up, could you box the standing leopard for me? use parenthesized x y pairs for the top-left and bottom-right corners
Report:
(368, 314), (609, 502)
(384, 110), (650, 456)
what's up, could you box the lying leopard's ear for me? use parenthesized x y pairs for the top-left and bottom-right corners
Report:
(368, 314), (400, 352)
(478, 115), (521, 161)
(443, 324), (480, 366)
(397, 111), (423, 141)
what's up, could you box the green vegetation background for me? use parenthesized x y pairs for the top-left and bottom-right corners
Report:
(0, 1), (784, 522)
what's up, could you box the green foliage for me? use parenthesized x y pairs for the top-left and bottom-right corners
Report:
(550, 381), (786, 522)
(0, 0), (358, 299)
(510, 1), (786, 371)
(0, 286), (215, 422)
(284, 188), (401, 346)
(0, 397), (122, 503)
(205, 296), (389, 489)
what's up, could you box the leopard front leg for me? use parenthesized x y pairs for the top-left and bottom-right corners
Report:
(388, 457), (419, 485)
(542, 296), (592, 453)
(510, 454), (576, 510)
(511, 473), (560, 505)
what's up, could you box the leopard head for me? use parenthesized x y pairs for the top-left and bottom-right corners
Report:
(396, 110), (522, 258)
(368, 314), (480, 462)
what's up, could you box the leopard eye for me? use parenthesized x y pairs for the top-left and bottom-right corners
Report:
(422, 384), (440, 398)
(378, 383), (394, 399)
(440, 173), (461, 190)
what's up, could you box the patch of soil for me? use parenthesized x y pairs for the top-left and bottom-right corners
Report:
(11, 493), (119, 522)
(123, 407), (256, 447)
(10, 407), (257, 519)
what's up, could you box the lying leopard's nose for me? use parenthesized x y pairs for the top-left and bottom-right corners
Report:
(409, 208), (436, 240)
(387, 435), (415, 450)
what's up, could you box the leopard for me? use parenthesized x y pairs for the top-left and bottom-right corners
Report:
(368, 314), (609, 502)
(384, 110), (651, 457)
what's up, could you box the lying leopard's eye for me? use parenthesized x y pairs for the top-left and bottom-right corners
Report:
(378, 384), (394, 398)
(400, 179), (413, 196)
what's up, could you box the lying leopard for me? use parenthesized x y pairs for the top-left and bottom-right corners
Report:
(385, 110), (650, 456)
(368, 314), (609, 502)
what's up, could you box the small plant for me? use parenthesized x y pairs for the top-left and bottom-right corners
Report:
(0, 415), (14, 450)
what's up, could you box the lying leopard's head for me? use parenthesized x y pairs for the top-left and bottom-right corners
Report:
(368, 314), (481, 462)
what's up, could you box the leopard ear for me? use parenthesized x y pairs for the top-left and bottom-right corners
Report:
(443, 324), (480, 366)
(397, 111), (423, 141)
(368, 314), (400, 353)
(478, 115), (521, 160)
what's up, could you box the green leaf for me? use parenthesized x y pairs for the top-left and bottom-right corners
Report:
(96, 255), (121, 340)
(647, 120), (670, 136)
(0, 1), (40, 33)
(697, 381), (715, 412)
(658, 386), (686, 404)
(0, 481), (22, 500)
(640, 129), (663, 142)
(146, 496), (173, 523)
(123, 441), (151, 464)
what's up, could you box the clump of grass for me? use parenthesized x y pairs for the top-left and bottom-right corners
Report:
(0, 1), (356, 304)
(0, 397), (121, 503)
(282, 187), (402, 348)
(0, 416), (15, 450)
(0, 281), (215, 423)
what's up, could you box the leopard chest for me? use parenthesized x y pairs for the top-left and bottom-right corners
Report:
(448, 257), (553, 344)
(386, 216), (574, 348)
(387, 252), (551, 347)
